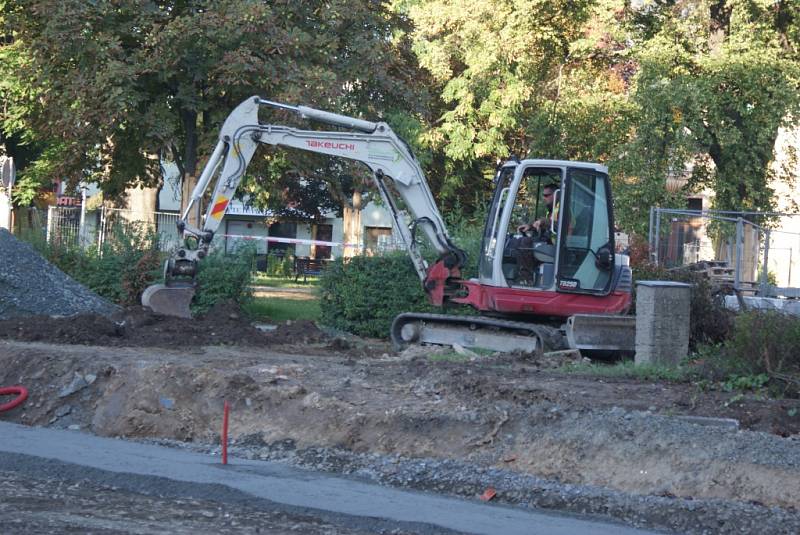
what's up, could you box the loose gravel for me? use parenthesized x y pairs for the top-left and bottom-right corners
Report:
(0, 229), (118, 319)
(142, 412), (800, 535)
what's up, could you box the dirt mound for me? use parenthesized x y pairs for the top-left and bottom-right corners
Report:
(268, 319), (329, 345)
(0, 300), (330, 348)
(0, 229), (118, 319)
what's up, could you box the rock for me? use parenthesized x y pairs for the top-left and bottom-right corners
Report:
(58, 373), (89, 398)
(452, 344), (479, 358)
(55, 405), (72, 418)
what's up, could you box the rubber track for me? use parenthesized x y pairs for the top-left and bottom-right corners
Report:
(391, 312), (565, 353)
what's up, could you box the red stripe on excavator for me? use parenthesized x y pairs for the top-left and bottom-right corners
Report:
(210, 199), (229, 218)
(452, 281), (632, 318)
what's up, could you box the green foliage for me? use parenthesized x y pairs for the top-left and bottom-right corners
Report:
(192, 246), (255, 316)
(319, 254), (433, 338)
(402, 0), (594, 162)
(1, 0), (423, 207)
(622, 0), (800, 231)
(721, 373), (770, 393)
(442, 201), (488, 279)
(562, 359), (695, 383)
(690, 311), (800, 397)
(264, 254), (296, 279)
(19, 220), (164, 305)
(724, 310), (800, 383)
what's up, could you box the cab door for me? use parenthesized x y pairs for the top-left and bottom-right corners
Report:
(554, 168), (615, 294)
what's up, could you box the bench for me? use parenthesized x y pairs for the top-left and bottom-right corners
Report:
(294, 257), (328, 282)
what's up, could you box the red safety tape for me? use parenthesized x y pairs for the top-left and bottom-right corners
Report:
(218, 233), (364, 249)
(0, 385), (28, 413)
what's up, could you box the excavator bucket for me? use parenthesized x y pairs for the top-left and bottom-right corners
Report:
(141, 283), (195, 319)
(565, 314), (636, 354)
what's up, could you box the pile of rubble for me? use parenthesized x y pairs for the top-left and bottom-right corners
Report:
(0, 229), (118, 320)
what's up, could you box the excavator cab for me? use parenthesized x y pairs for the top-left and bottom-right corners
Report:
(480, 160), (616, 296)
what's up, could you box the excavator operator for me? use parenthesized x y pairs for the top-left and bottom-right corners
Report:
(517, 183), (558, 237)
(515, 183), (558, 284)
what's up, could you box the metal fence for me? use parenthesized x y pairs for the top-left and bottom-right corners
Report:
(16, 206), (181, 253)
(15, 205), (405, 262)
(96, 207), (181, 252)
(649, 207), (800, 294)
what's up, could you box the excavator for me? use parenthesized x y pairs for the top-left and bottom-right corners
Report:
(142, 96), (634, 355)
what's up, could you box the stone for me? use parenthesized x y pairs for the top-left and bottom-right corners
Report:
(58, 373), (89, 398)
(452, 343), (478, 358)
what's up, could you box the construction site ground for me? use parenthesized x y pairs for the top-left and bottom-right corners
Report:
(2, 303), (800, 533)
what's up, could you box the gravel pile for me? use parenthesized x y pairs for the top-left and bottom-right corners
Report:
(0, 229), (119, 319)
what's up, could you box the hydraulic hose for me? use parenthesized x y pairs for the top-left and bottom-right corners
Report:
(0, 385), (28, 412)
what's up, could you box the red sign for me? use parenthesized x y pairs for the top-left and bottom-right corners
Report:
(56, 196), (81, 207)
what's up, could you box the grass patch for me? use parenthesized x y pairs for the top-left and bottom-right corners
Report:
(251, 273), (320, 289)
(427, 347), (496, 362)
(244, 296), (321, 323)
(561, 360), (695, 382)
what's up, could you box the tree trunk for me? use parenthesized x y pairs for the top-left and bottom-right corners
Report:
(180, 108), (200, 227)
(342, 190), (363, 258)
(125, 185), (158, 225)
(181, 172), (200, 227)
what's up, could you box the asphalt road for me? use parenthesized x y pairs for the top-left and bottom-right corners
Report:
(0, 422), (656, 535)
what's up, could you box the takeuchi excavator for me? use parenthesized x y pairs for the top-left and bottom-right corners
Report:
(142, 96), (635, 355)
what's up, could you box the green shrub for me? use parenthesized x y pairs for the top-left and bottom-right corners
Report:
(21, 220), (164, 306)
(723, 310), (800, 391)
(265, 253), (295, 278)
(319, 253), (433, 337)
(442, 204), (487, 280)
(192, 245), (255, 315)
(691, 312), (800, 396)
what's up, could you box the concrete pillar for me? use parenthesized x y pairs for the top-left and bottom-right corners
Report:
(0, 190), (10, 231)
(635, 281), (691, 366)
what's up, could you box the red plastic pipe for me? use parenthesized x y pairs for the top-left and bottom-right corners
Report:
(0, 386), (28, 412)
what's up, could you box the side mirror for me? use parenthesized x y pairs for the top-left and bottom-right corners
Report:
(595, 246), (613, 271)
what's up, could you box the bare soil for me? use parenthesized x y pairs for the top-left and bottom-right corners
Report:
(0, 301), (329, 348)
(1, 305), (800, 531)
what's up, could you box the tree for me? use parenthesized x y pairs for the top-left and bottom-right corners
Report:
(397, 0), (638, 212)
(621, 0), (800, 234)
(0, 0), (423, 228)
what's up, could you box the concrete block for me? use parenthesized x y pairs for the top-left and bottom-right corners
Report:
(635, 281), (691, 366)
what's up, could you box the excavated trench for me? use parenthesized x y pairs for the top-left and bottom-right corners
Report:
(2, 332), (800, 533)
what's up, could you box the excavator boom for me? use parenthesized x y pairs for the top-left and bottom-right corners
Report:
(143, 96), (465, 318)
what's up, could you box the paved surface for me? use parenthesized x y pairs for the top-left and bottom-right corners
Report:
(0, 423), (655, 535)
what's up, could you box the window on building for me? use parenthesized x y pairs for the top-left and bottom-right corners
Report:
(365, 226), (393, 253)
(268, 221), (297, 257)
(313, 224), (333, 259)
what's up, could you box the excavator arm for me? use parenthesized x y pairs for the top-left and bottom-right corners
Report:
(143, 96), (466, 317)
